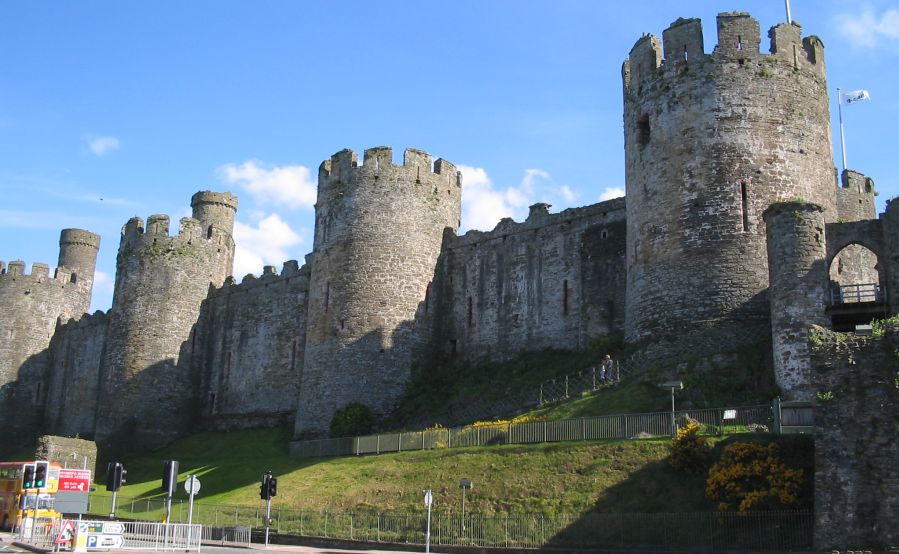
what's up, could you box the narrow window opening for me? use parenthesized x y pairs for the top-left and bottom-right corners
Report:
(450, 339), (458, 355)
(324, 282), (330, 312)
(290, 339), (297, 371)
(563, 280), (569, 316)
(70, 273), (77, 284)
(207, 226), (214, 239)
(467, 297), (473, 328)
(737, 35), (743, 50)
(600, 229), (608, 239)
(340, 319), (345, 330)
(224, 352), (232, 381)
(637, 115), (651, 146)
(210, 393), (216, 411)
(740, 181), (750, 232)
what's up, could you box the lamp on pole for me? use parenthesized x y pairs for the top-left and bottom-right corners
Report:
(659, 381), (684, 437)
(459, 479), (472, 537)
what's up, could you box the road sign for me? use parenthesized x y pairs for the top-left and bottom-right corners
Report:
(86, 534), (125, 549)
(54, 519), (75, 544)
(424, 489), (433, 507)
(184, 475), (201, 495)
(102, 522), (124, 535)
(58, 469), (92, 492)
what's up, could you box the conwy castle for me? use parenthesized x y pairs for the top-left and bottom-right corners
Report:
(0, 13), (896, 548)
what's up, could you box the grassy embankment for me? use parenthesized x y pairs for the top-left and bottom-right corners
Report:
(91, 339), (805, 519)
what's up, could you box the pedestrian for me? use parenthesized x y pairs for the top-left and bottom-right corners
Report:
(601, 354), (613, 384)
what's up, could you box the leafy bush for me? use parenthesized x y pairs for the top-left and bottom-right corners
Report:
(668, 420), (712, 473)
(329, 402), (376, 438)
(706, 442), (804, 511)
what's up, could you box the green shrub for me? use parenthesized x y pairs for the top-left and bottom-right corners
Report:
(329, 402), (375, 438)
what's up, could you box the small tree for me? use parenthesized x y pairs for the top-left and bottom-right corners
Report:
(668, 420), (712, 473)
(706, 441), (804, 511)
(329, 402), (376, 438)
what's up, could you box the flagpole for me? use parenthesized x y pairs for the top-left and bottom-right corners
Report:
(785, 0), (792, 24)
(837, 88), (848, 172)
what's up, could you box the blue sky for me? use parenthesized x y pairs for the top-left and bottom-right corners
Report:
(1, 1), (897, 312)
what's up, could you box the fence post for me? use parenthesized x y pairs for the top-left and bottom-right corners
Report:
(377, 434), (380, 454)
(582, 417), (586, 440)
(565, 376), (569, 397)
(398, 432), (402, 452)
(592, 367), (596, 390)
(539, 384), (543, 405)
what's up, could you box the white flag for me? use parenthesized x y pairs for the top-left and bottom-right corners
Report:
(840, 89), (871, 104)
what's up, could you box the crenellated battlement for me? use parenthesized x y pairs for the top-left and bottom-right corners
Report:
(0, 259), (80, 285)
(120, 215), (221, 253)
(449, 197), (627, 249)
(623, 12), (825, 93)
(57, 309), (108, 330)
(318, 147), (461, 188)
(214, 260), (309, 297)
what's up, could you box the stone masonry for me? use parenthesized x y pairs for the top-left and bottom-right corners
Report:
(0, 15), (896, 545)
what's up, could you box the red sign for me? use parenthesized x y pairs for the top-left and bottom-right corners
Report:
(55, 519), (75, 544)
(58, 469), (91, 492)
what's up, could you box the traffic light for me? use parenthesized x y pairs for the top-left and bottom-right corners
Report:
(22, 463), (35, 489)
(162, 460), (179, 496)
(267, 476), (277, 498)
(34, 461), (49, 489)
(106, 462), (126, 492)
(259, 473), (271, 500)
(115, 464), (127, 489)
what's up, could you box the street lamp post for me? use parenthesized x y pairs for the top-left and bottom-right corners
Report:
(459, 479), (472, 537)
(659, 381), (684, 437)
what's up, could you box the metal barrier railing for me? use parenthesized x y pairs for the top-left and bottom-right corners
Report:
(292, 404), (772, 458)
(830, 282), (883, 304)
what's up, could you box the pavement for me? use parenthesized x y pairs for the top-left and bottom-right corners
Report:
(1, 531), (431, 554)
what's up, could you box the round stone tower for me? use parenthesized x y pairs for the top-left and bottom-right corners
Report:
(0, 228), (99, 449)
(95, 192), (237, 449)
(294, 147), (461, 438)
(764, 202), (829, 400)
(622, 13), (837, 342)
(58, 228), (102, 316)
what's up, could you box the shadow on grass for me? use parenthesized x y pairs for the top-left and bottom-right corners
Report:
(543, 434), (815, 552)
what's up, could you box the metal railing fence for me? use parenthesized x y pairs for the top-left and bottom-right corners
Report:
(830, 282), (884, 304)
(292, 404), (772, 458)
(85, 500), (812, 552)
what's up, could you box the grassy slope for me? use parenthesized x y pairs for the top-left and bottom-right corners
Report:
(96, 426), (716, 516)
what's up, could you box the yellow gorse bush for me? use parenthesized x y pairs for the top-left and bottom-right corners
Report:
(706, 442), (804, 511)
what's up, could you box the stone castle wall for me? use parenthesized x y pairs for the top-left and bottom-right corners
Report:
(0, 229), (99, 450)
(294, 147), (462, 438)
(43, 311), (108, 438)
(433, 199), (627, 363)
(623, 14), (836, 343)
(810, 324), (899, 551)
(196, 261), (309, 430)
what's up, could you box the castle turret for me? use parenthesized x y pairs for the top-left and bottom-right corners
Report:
(764, 202), (829, 399)
(622, 13), (837, 342)
(95, 193), (237, 449)
(292, 147), (461, 438)
(0, 229), (99, 452)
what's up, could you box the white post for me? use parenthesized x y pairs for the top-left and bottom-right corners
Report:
(265, 497), (272, 547)
(187, 479), (195, 548)
(423, 489), (433, 554)
(838, 88), (848, 172)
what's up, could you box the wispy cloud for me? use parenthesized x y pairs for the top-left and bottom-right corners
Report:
(218, 161), (316, 210)
(232, 212), (303, 278)
(834, 7), (899, 50)
(457, 165), (579, 232)
(86, 135), (120, 156)
(599, 187), (625, 201)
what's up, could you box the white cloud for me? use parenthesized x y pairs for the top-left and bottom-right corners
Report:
(218, 161), (316, 210)
(835, 7), (899, 49)
(232, 213), (303, 278)
(599, 187), (625, 202)
(86, 136), (120, 156)
(458, 165), (580, 233)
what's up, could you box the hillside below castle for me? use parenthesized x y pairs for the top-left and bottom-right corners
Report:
(1, 12), (897, 550)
